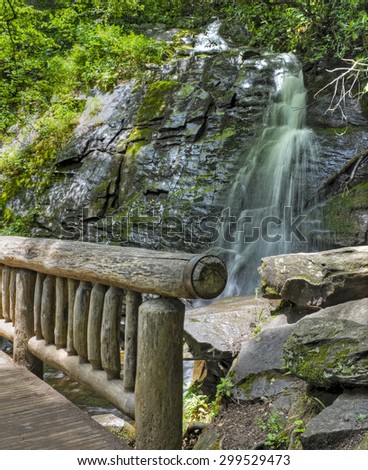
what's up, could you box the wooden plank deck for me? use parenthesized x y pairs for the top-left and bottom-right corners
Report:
(0, 352), (131, 450)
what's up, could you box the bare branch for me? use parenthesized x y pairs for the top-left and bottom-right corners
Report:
(314, 59), (368, 122)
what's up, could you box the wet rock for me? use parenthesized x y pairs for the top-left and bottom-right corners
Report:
(321, 180), (368, 248)
(302, 389), (368, 450)
(219, 19), (250, 48)
(5, 24), (367, 260)
(259, 246), (368, 309)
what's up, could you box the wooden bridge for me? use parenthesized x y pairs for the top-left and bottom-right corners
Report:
(0, 236), (227, 450)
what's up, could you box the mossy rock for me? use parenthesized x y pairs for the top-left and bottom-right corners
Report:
(193, 427), (223, 450)
(322, 181), (368, 244)
(284, 317), (368, 388)
(136, 80), (180, 124)
(234, 371), (302, 402)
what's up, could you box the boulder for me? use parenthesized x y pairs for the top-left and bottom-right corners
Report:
(311, 298), (368, 324)
(259, 246), (368, 309)
(184, 296), (277, 363)
(192, 427), (223, 450)
(92, 413), (135, 446)
(184, 295), (279, 388)
(231, 324), (296, 384)
(302, 389), (368, 450)
(232, 370), (306, 404)
(284, 302), (368, 387)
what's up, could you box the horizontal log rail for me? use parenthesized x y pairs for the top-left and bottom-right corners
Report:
(0, 236), (227, 299)
(0, 236), (227, 450)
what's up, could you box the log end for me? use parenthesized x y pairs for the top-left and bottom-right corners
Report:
(184, 255), (227, 299)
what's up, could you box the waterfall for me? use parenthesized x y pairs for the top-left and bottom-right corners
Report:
(193, 20), (229, 54)
(217, 54), (320, 297)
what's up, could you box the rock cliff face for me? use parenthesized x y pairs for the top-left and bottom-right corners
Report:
(304, 58), (368, 248)
(5, 24), (368, 261)
(29, 39), (288, 252)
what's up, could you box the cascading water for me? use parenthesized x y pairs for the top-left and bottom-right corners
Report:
(217, 54), (321, 297)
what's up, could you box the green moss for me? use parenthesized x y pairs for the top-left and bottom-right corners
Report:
(136, 80), (180, 123)
(284, 335), (358, 387)
(238, 374), (258, 400)
(262, 284), (280, 298)
(125, 141), (147, 159)
(177, 83), (196, 100)
(128, 127), (153, 142)
(237, 371), (289, 399)
(323, 181), (368, 236)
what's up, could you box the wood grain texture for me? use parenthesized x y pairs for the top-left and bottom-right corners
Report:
(67, 278), (78, 356)
(101, 287), (123, 380)
(123, 290), (141, 392)
(87, 283), (106, 370)
(55, 277), (68, 349)
(13, 269), (42, 377)
(9, 268), (16, 323)
(2, 266), (11, 323)
(34, 272), (46, 339)
(136, 297), (184, 450)
(0, 351), (129, 449)
(41, 275), (56, 345)
(73, 281), (92, 363)
(0, 236), (227, 299)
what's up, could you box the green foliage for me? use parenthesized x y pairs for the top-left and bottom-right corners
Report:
(183, 374), (234, 428)
(256, 413), (305, 450)
(183, 383), (211, 425)
(0, 0), (173, 227)
(256, 412), (290, 449)
(0, 1), (171, 133)
(221, 1), (368, 62)
(215, 376), (234, 400)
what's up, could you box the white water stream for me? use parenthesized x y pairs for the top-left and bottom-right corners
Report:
(217, 54), (321, 296)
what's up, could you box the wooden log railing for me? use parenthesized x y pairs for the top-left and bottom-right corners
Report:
(0, 236), (227, 450)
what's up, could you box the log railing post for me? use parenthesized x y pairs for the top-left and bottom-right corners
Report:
(123, 290), (141, 392)
(9, 268), (16, 323)
(73, 281), (92, 363)
(14, 269), (43, 378)
(0, 265), (3, 319)
(101, 287), (123, 380)
(41, 275), (56, 345)
(55, 277), (68, 349)
(87, 283), (106, 370)
(2, 266), (11, 323)
(135, 297), (185, 450)
(67, 279), (79, 356)
(34, 273), (46, 339)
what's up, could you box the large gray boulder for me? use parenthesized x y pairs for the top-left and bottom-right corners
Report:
(302, 389), (368, 450)
(231, 324), (297, 383)
(184, 296), (277, 363)
(284, 299), (368, 388)
(259, 246), (368, 309)
(311, 298), (368, 324)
